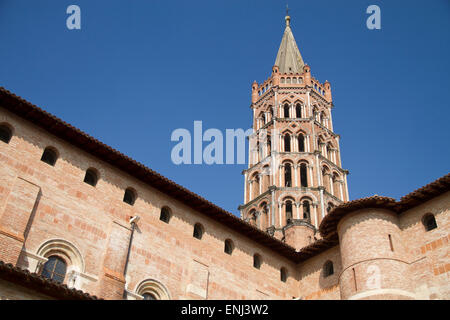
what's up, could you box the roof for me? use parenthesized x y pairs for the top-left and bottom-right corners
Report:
(1, 87), (448, 265)
(320, 173), (450, 240)
(0, 87), (311, 263)
(0, 261), (99, 300)
(274, 15), (305, 74)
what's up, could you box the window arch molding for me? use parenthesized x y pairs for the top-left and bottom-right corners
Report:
(36, 239), (85, 273)
(135, 278), (171, 300)
(35, 239), (85, 286)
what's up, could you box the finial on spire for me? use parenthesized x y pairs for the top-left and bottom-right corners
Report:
(285, 4), (291, 27)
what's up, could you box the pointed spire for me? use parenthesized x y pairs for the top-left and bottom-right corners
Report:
(274, 11), (305, 74)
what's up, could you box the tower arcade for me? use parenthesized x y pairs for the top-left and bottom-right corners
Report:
(239, 13), (349, 250)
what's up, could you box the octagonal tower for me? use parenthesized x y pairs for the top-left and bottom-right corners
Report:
(239, 13), (349, 250)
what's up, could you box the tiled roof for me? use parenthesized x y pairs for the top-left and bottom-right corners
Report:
(0, 87), (305, 262)
(274, 15), (305, 74)
(320, 173), (450, 240)
(0, 261), (99, 300)
(1, 87), (448, 264)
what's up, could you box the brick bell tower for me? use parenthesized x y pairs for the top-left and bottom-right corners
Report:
(239, 13), (349, 250)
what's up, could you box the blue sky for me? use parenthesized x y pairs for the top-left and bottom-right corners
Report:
(1, 0), (449, 216)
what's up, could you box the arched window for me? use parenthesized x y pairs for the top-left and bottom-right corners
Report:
(284, 134), (291, 152)
(313, 107), (319, 121)
(284, 104), (290, 118)
(267, 135), (272, 156)
(224, 239), (234, 255)
(298, 134), (305, 152)
(284, 163), (292, 187)
(302, 201), (311, 221)
(84, 168), (98, 187)
(259, 112), (265, 126)
(422, 214), (437, 231)
(333, 174), (340, 198)
(123, 188), (136, 205)
(321, 112), (327, 127)
(280, 267), (288, 282)
(324, 260), (334, 277)
(136, 279), (171, 300)
(327, 144), (332, 160)
(285, 200), (293, 222)
(0, 124), (12, 144)
(247, 209), (257, 226)
(160, 207), (171, 224)
(322, 167), (330, 192)
(317, 138), (323, 152)
(41, 256), (67, 283)
(142, 293), (157, 300)
(41, 147), (58, 166)
(295, 104), (302, 118)
(260, 203), (269, 230)
(253, 254), (262, 269)
(193, 223), (204, 240)
(252, 173), (260, 199)
(300, 163), (308, 187)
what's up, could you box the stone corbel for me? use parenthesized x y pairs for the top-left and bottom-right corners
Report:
(124, 289), (144, 300)
(21, 250), (48, 273)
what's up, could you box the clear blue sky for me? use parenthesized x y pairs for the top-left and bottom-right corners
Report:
(1, 0), (449, 216)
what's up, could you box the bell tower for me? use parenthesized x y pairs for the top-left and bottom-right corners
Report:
(239, 13), (349, 250)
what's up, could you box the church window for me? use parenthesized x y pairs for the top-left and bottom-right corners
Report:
(123, 188), (136, 205)
(284, 134), (291, 152)
(84, 168), (98, 187)
(193, 223), (204, 240)
(142, 293), (157, 300)
(41, 256), (67, 283)
(224, 239), (234, 255)
(323, 260), (334, 277)
(160, 207), (171, 223)
(300, 163), (308, 187)
(41, 147), (58, 166)
(284, 104), (290, 118)
(422, 213), (437, 231)
(280, 267), (288, 282)
(253, 254), (262, 269)
(303, 201), (311, 220)
(298, 134), (305, 152)
(284, 163), (292, 187)
(285, 200), (293, 222)
(296, 104), (302, 118)
(0, 124), (12, 144)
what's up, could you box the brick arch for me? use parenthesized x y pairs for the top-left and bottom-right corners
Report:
(282, 128), (294, 135)
(299, 193), (318, 203)
(297, 159), (310, 166)
(36, 238), (85, 274)
(258, 201), (270, 230)
(135, 278), (171, 300)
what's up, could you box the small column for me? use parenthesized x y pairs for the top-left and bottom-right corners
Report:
(296, 202), (301, 220)
(279, 165), (283, 186)
(259, 174), (262, 195)
(308, 165), (313, 187)
(313, 203), (319, 228)
(278, 203), (283, 228)
(329, 175), (334, 196)
(294, 165), (298, 187)
(244, 173), (248, 203)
